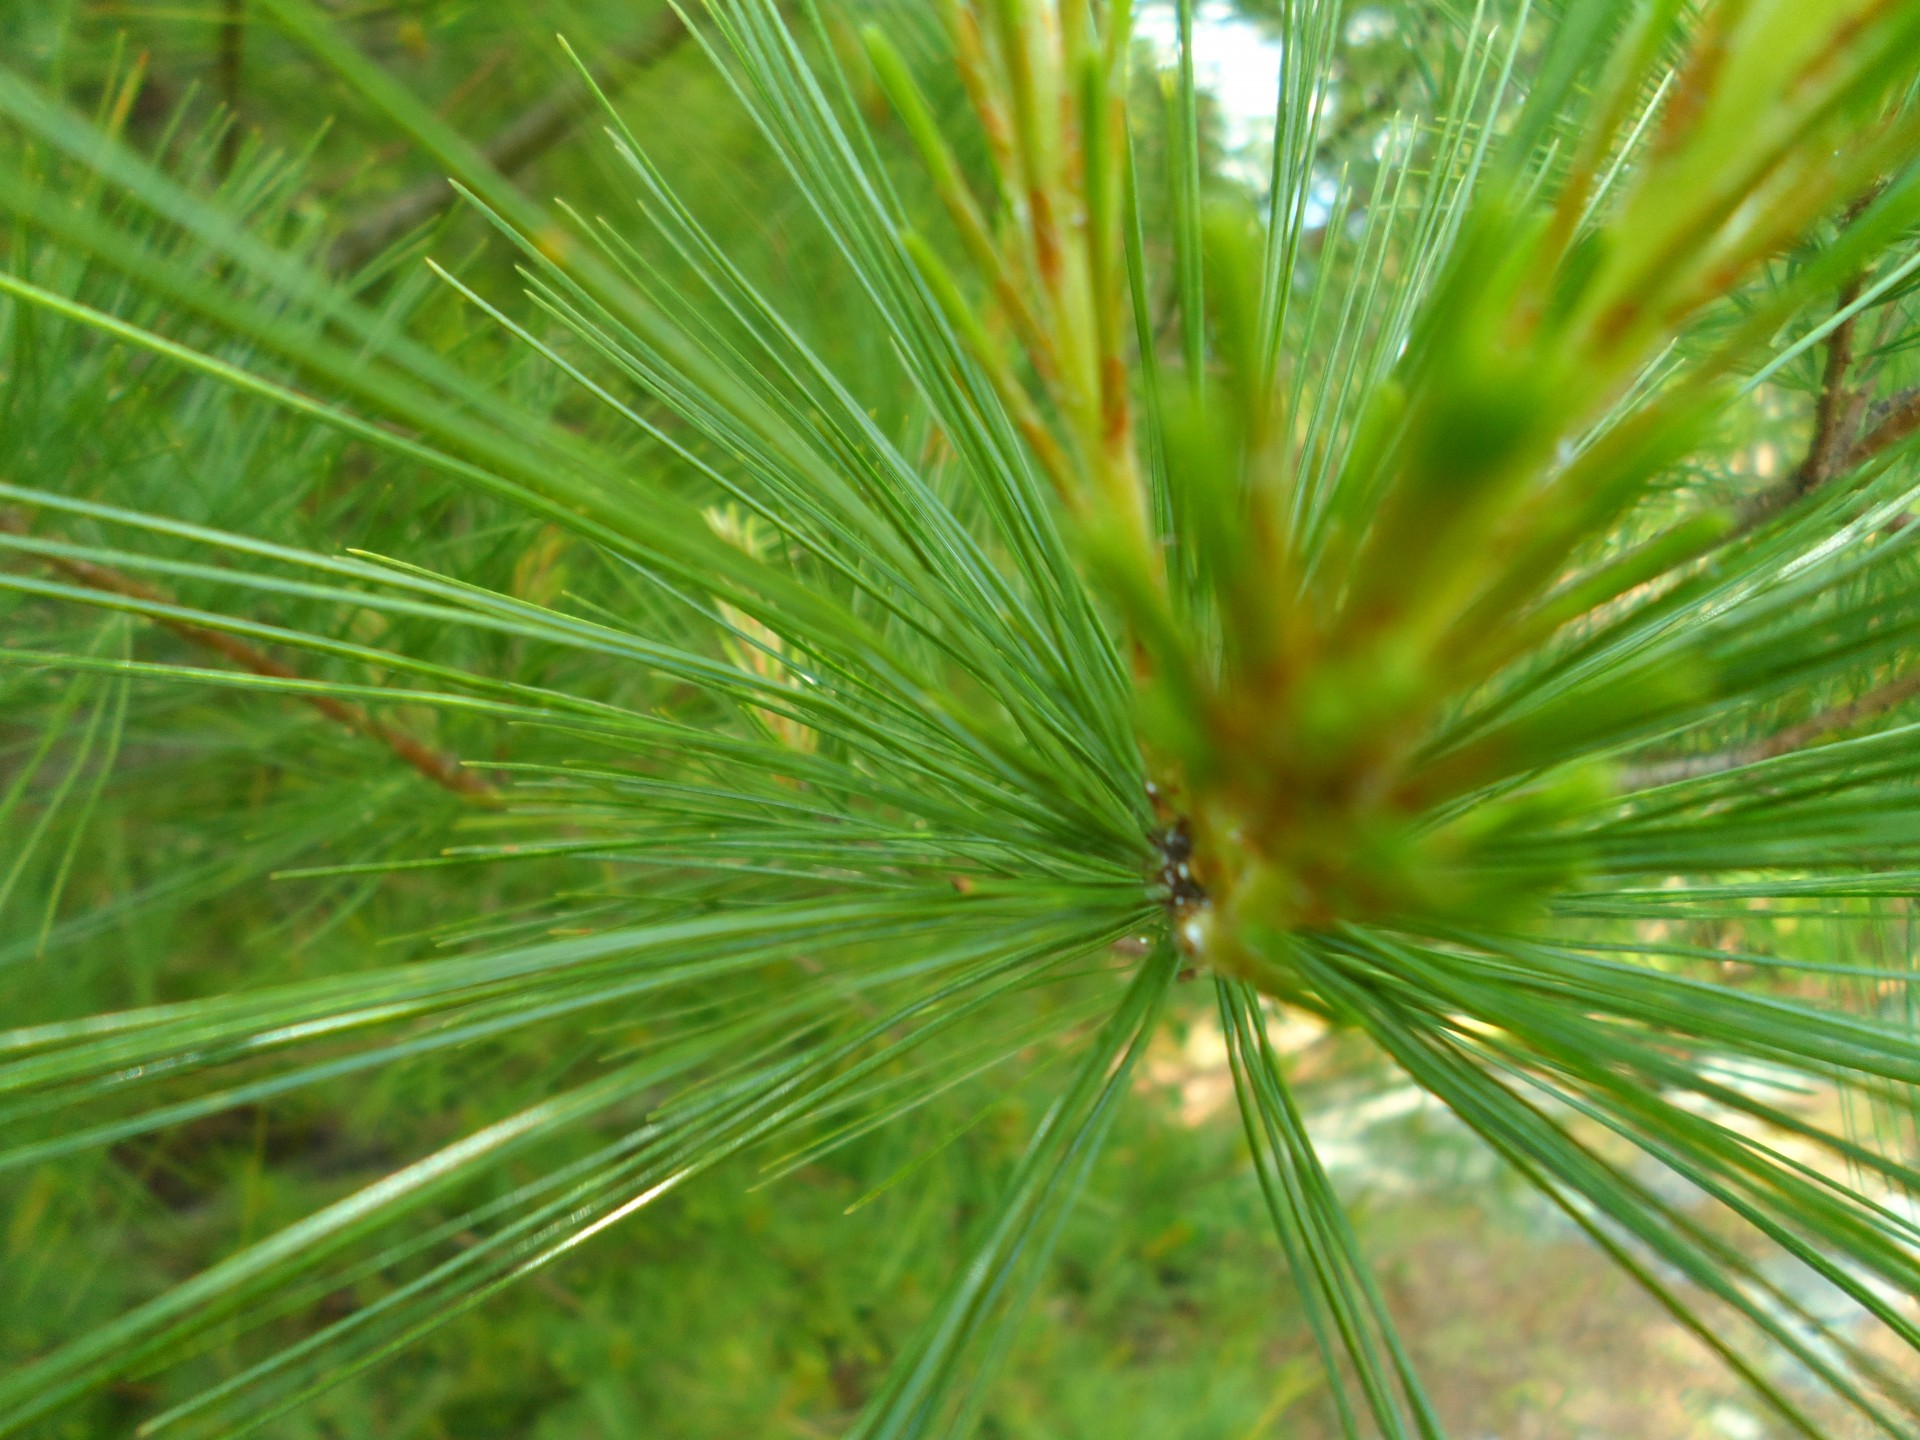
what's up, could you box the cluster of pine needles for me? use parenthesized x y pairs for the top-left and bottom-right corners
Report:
(8, 0), (1920, 1434)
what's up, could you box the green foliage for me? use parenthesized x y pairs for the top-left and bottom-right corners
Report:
(6, 0), (1920, 1435)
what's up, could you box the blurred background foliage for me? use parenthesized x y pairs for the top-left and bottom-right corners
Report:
(2, 1), (1915, 1437)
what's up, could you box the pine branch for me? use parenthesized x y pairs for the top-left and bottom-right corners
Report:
(1799, 275), (1869, 491)
(1624, 667), (1920, 788)
(328, 9), (687, 271)
(1737, 280), (1869, 530)
(1736, 189), (1905, 531)
(15, 4), (1920, 1430)
(1647, 279), (1920, 788)
(0, 509), (497, 798)
(1845, 384), (1920, 471)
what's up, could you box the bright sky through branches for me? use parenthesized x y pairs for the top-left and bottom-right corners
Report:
(1135, 1), (1286, 186)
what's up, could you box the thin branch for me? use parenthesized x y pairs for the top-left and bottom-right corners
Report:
(1737, 279), (1868, 530)
(1623, 670), (1920, 789)
(1728, 180), (1904, 537)
(1844, 385), (1920, 471)
(1, 510), (497, 799)
(328, 10), (688, 271)
(1729, 363), (1920, 544)
(1653, 380), (1920, 788)
(1798, 274), (1868, 492)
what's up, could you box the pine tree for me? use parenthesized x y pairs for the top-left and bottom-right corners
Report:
(6, 0), (1920, 1434)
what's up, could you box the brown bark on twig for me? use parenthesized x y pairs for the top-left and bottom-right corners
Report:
(1737, 282), (1869, 531)
(1735, 190), (1908, 530)
(1, 511), (496, 799)
(1629, 208), (1920, 787)
(329, 10), (688, 272)
(1633, 361), (1920, 786)
(1623, 669), (1920, 789)
(1797, 275), (1868, 493)
(1844, 386), (1920, 473)
(1736, 378), (1920, 532)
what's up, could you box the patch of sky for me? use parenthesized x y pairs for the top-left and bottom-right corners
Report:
(1133, 1), (1286, 191)
(1133, 2), (1378, 230)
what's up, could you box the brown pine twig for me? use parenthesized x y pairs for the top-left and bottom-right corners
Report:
(1631, 227), (1920, 786)
(1733, 185), (1904, 530)
(329, 10), (688, 271)
(1634, 356), (1920, 788)
(1624, 669), (1920, 789)
(1796, 274), (1868, 495)
(1844, 386), (1920, 472)
(1737, 282), (1869, 531)
(1, 510), (496, 799)
(1748, 673), (1920, 763)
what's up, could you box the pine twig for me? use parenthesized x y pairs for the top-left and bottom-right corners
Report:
(328, 9), (688, 271)
(1640, 381), (1920, 784)
(1735, 186), (1896, 529)
(1738, 280), (1869, 530)
(1733, 378), (1920, 534)
(1, 510), (497, 799)
(1797, 275), (1869, 494)
(1664, 309), (1920, 786)
(1625, 669), (1920, 788)
(1844, 385), (1920, 472)
(1633, 234), (1920, 788)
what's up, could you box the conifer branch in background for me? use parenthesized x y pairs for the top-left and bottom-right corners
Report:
(0, 508), (496, 797)
(330, 7), (689, 270)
